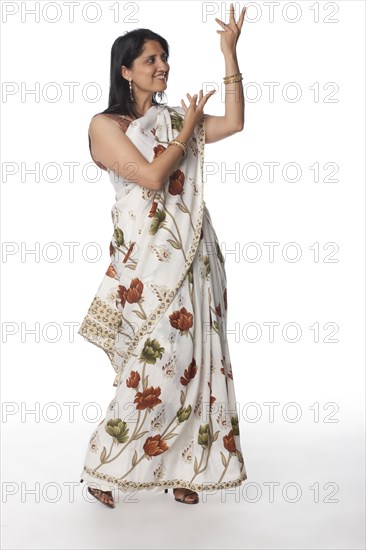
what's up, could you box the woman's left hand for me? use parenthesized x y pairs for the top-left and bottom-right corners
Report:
(215, 3), (246, 57)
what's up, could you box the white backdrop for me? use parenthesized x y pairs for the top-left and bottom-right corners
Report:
(1, 1), (365, 549)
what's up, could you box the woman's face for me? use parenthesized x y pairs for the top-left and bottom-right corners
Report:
(122, 39), (169, 94)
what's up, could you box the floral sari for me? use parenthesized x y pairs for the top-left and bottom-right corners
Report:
(79, 104), (247, 493)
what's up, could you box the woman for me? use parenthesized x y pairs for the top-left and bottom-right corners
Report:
(79, 4), (247, 507)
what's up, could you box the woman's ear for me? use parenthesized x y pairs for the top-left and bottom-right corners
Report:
(121, 65), (130, 80)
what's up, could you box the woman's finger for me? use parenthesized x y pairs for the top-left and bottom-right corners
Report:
(204, 89), (216, 100)
(187, 93), (198, 104)
(237, 6), (246, 30)
(229, 2), (235, 24)
(215, 17), (228, 30)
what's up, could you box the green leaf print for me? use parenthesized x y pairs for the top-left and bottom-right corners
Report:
(231, 415), (240, 436)
(164, 432), (179, 440)
(220, 451), (227, 467)
(167, 238), (182, 250)
(139, 338), (165, 364)
(176, 405), (192, 423)
(149, 208), (166, 235)
(170, 110), (184, 132)
(180, 390), (185, 406)
(105, 419), (129, 444)
(134, 431), (149, 440)
(100, 446), (107, 463)
(132, 310), (146, 319)
(114, 227), (124, 247)
(177, 203), (189, 213)
(198, 424), (210, 447)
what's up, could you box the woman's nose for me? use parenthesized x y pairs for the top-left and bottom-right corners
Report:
(158, 60), (169, 72)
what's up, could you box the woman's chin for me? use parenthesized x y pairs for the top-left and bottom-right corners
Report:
(154, 85), (167, 93)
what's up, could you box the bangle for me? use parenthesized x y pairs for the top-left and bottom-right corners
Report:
(224, 74), (243, 85)
(224, 72), (242, 81)
(168, 139), (187, 157)
(224, 76), (243, 85)
(224, 77), (243, 85)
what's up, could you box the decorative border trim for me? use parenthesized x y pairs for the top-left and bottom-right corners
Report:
(78, 297), (120, 373)
(81, 465), (247, 493)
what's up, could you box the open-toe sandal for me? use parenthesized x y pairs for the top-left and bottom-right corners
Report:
(87, 486), (115, 508)
(164, 487), (199, 504)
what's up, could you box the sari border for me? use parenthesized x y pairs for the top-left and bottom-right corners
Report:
(81, 465), (247, 493)
(77, 296), (120, 374)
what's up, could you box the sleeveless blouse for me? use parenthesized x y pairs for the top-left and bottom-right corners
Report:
(88, 114), (132, 171)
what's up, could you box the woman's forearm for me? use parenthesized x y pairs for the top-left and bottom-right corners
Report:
(223, 53), (244, 131)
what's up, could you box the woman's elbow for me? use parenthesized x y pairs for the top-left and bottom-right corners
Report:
(140, 173), (163, 191)
(235, 120), (245, 132)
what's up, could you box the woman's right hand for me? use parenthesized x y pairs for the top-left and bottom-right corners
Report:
(181, 88), (216, 132)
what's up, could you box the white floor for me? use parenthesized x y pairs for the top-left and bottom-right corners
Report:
(1, 423), (364, 549)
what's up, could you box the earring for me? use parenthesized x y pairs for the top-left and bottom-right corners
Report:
(128, 77), (134, 102)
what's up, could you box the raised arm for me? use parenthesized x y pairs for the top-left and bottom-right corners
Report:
(204, 3), (246, 144)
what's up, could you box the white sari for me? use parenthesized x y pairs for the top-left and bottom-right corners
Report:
(79, 104), (247, 493)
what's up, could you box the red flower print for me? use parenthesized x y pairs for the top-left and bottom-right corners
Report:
(223, 430), (237, 453)
(123, 241), (136, 264)
(208, 380), (216, 408)
(134, 386), (162, 410)
(180, 358), (197, 386)
(169, 307), (193, 331)
(153, 144), (166, 158)
(117, 278), (143, 308)
(148, 201), (158, 218)
(168, 169), (185, 195)
(106, 263), (117, 278)
(143, 434), (169, 456)
(126, 370), (140, 388)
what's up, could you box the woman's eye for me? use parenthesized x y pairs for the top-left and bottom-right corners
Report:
(147, 56), (168, 63)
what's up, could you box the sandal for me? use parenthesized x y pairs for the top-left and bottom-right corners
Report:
(87, 486), (115, 508)
(164, 487), (199, 504)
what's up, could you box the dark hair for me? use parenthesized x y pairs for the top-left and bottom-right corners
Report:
(100, 28), (169, 120)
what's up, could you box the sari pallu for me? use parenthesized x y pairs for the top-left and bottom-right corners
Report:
(78, 104), (248, 493)
(79, 104), (205, 388)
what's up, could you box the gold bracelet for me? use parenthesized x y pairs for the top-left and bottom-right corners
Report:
(224, 72), (242, 81)
(168, 139), (187, 157)
(223, 76), (243, 85)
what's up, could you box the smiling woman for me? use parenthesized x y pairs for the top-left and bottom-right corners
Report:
(79, 10), (247, 509)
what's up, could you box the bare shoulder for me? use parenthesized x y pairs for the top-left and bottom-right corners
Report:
(89, 113), (120, 131)
(89, 113), (132, 138)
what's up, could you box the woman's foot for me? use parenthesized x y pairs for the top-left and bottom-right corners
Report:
(173, 487), (199, 504)
(87, 486), (115, 508)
